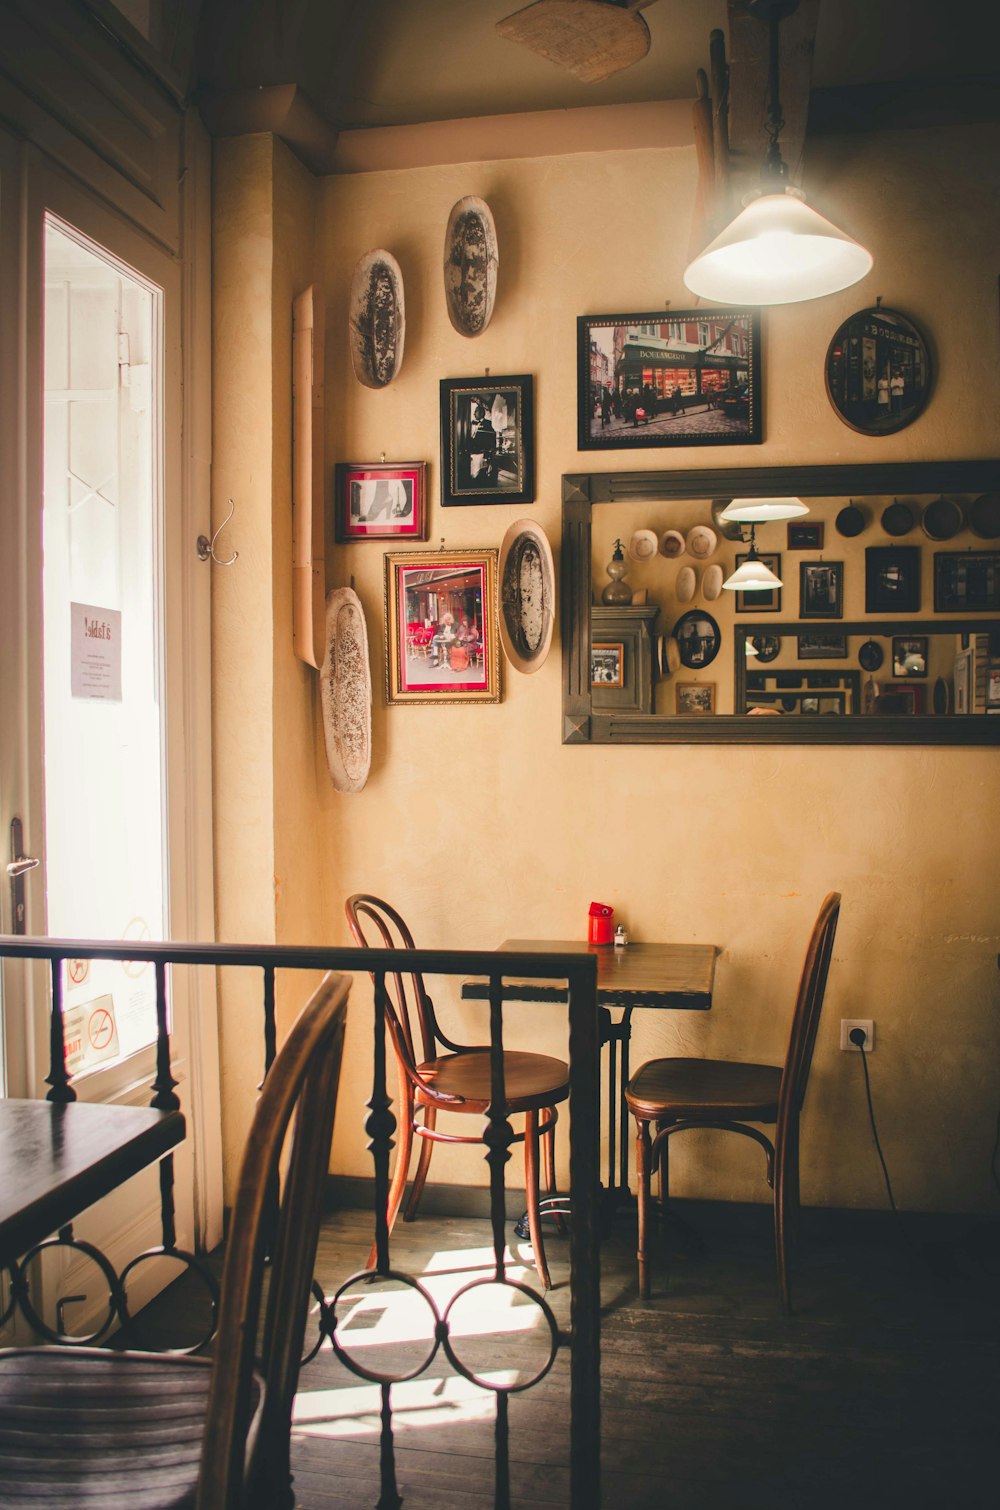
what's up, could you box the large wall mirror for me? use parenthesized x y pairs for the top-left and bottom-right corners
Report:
(561, 460), (1000, 744)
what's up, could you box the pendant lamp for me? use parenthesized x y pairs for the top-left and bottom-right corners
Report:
(684, 0), (872, 306)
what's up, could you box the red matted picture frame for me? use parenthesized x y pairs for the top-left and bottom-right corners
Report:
(384, 548), (500, 704)
(335, 460), (427, 542)
(591, 642), (624, 687)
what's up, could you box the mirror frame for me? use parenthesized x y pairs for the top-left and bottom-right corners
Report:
(561, 459), (1000, 745)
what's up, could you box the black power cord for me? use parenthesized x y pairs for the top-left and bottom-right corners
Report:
(849, 1027), (898, 1213)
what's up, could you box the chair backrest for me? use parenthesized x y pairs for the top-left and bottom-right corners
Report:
(197, 971), (350, 1510)
(777, 891), (841, 1128)
(344, 893), (441, 1072)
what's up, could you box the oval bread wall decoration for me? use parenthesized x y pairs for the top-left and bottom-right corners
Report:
(350, 249), (405, 388)
(321, 587), (372, 792)
(444, 196), (499, 336)
(498, 518), (554, 673)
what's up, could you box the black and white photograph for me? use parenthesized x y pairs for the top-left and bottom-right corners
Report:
(672, 610), (721, 669)
(440, 374), (534, 506)
(577, 309), (761, 451)
(335, 461), (427, 542)
(797, 632), (848, 659)
(591, 643), (624, 687)
(676, 681), (716, 714)
(799, 561), (844, 619)
(788, 522), (824, 550)
(866, 546), (922, 613)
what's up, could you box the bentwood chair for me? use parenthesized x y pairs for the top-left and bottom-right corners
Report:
(0, 971), (350, 1510)
(345, 894), (569, 1289)
(625, 892), (841, 1311)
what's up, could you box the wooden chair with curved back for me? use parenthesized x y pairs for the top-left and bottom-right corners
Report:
(0, 970), (350, 1510)
(345, 893), (570, 1289)
(625, 892), (841, 1311)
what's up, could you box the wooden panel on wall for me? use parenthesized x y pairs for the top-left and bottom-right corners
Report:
(0, 0), (182, 252)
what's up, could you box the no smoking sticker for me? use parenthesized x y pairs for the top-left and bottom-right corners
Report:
(64, 994), (120, 1076)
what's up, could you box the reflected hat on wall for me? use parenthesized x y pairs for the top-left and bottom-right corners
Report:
(659, 529), (686, 558)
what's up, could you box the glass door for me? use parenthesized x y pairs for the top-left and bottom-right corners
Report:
(0, 134), (220, 1340)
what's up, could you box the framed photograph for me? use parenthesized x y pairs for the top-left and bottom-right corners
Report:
(672, 610), (722, 669)
(933, 551), (1000, 612)
(892, 635), (928, 677)
(988, 667), (1000, 710)
(825, 305), (932, 436)
(439, 374), (534, 507)
(591, 642), (624, 687)
(734, 553), (781, 613)
(799, 561), (844, 619)
(576, 309), (762, 451)
(880, 683), (925, 715)
(748, 632), (782, 662)
(865, 546), (921, 613)
(334, 461), (427, 542)
(787, 522), (824, 550)
(676, 682), (716, 715)
(797, 631), (848, 659)
(383, 549), (499, 704)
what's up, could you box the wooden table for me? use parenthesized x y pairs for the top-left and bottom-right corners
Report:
(462, 939), (718, 1202)
(0, 1098), (185, 1269)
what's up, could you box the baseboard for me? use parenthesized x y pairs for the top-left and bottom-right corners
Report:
(325, 1175), (1000, 1247)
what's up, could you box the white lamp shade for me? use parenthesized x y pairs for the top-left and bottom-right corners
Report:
(720, 497), (809, 523)
(684, 190), (873, 306)
(722, 557), (784, 592)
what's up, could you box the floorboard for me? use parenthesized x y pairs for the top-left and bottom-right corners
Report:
(132, 1201), (1000, 1508)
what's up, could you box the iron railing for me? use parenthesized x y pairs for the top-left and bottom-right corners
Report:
(0, 934), (601, 1510)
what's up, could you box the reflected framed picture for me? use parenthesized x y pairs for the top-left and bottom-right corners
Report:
(576, 308), (762, 451)
(676, 681), (716, 715)
(825, 305), (933, 436)
(787, 522), (824, 550)
(892, 635), (928, 677)
(335, 460), (427, 542)
(933, 551), (1000, 612)
(881, 683), (925, 715)
(799, 561), (844, 619)
(440, 374), (534, 507)
(384, 548), (499, 704)
(865, 546), (921, 613)
(672, 610), (721, 669)
(797, 631), (848, 659)
(734, 553), (781, 613)
(591, 642), (624, 687)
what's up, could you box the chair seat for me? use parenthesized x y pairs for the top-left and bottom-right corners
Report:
(0, 1347), (261, 1509)
(626, 1056), (782, 1122)
(415, 1049), (569, 1112)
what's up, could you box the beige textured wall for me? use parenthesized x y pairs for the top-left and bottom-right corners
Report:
(215, 122), (1000, 1211)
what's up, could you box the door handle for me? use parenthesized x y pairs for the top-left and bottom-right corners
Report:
(8, 816), (39, 935)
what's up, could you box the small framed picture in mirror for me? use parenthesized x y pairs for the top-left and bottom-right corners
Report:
(799, 561), (844, 619)
(892, 635), (928, 678)
(866, 546), (921, 613)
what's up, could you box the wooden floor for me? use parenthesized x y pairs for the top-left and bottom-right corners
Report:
(141, 1200), (1000, 1509)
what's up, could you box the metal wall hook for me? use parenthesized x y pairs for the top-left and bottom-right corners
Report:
(197, 499), (239, 565)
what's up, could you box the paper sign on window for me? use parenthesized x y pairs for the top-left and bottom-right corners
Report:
(71, 602), (122, 700)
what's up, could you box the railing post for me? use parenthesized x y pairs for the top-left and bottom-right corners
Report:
(567, 961), (601, 1510)
(150, 960), (180, 1112)
(45, 957), (75, 1104)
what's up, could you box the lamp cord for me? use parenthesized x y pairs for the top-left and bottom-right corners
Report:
(854, 1039), (897, 1213)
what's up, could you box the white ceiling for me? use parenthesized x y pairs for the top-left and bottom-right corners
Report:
(194, 0), (997, 132)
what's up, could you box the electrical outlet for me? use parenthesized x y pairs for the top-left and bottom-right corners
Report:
(840, 1018), (874, 1051)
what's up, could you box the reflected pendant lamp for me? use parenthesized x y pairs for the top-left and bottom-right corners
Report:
(684, 0), (872, 306)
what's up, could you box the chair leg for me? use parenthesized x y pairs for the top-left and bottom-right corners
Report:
(774, 1124), (799, 1313)
(366, 1085), (414, 1271)
(655, 1118), (671, 1214)
(524, 1109), (552, 1290)
(541, 1107), (565, 1235)
(404, 1106), (436, 1221)
(636, 1118), (652, 1300)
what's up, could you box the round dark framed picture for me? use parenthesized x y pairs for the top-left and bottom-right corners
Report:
(672, 610), (721, 669)
(858, 639), (884, 672)
(825, 305), (932, 436)
(749, 633), (782, 663)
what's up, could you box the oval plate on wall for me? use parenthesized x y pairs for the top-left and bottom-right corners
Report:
(350, 249), (405, 388)
(321, 588), (372, 792)
(498, 518), (555, 673)
(444, 196), (499, 336)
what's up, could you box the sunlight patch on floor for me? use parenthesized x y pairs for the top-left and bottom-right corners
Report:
(292, 1372), (512, 1438)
